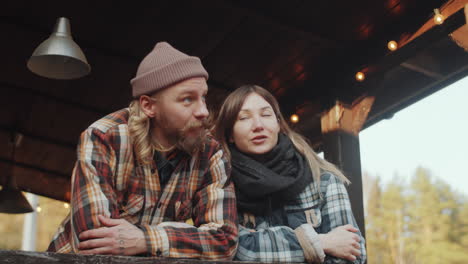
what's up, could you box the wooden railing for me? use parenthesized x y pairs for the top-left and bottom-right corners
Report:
(0, 250), (266, 264)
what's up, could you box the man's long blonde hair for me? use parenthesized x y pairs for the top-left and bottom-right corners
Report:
(214, 85), (350, 186)
(128, 99), (159, 164)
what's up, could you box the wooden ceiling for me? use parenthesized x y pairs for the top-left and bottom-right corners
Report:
(1, 0), (467, 201)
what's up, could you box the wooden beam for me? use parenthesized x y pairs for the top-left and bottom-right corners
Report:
(221, 1), (337, 46)
(364, 6), (467, 85)
(401, 62), (443, 80)
(365, 62), (468, 129)
(0, 250), (261, 264)
(0, 158), (70, 202)
(402, 2), (468, 47)
(0, 124), (76, 150)
(321, 96), (375, 136)
(322, 131), (366, 238)
(320, 97), (375, 238)
(0, 81), (108, 115)
(450, 3), (468, 52)
(357, 5), (468, 129)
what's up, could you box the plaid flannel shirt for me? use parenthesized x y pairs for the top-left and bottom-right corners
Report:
(235, 172), (366, 263)
(47, 108), (238, 260)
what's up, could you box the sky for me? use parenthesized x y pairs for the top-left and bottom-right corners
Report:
(359, 75), (468, 195)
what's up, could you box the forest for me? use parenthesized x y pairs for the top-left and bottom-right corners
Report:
(364, 167), (468, 264)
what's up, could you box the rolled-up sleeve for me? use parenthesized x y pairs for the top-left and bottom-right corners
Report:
(318, 173), (367, 264)
(68, 127), (124, 251)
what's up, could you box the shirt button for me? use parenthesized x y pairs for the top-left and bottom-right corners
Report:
(156, 249), (162, 256)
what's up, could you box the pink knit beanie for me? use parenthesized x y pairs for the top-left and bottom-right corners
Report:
(130, 42), (209, 98)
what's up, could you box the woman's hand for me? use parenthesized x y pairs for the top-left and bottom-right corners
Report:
(239, 225), (256, 233)
(318, 224), (361, 261)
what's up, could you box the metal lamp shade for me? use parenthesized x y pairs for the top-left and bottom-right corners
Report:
(0, 188), (33, 214)
(27, 17), (90, 80)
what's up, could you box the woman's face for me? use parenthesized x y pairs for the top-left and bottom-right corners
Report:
(231, 92), (280, 155)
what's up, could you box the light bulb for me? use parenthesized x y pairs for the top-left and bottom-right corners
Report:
(290, 114), (299, 123)
(388, 40), (398, 51)
(434, 9), (445, 25)
(37, 206), (42, 213)
(64, 203), (70, 209)
(355, 72), (365, 82)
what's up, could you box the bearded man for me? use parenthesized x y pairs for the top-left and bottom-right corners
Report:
(47, 42), (238, 260)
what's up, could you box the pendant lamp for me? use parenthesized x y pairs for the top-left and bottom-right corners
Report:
(27, 17), (90, 80)
(0, 134), (33, 214)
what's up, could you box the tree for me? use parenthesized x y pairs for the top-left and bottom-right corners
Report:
(364, 173), (407, 264)
(364, 173), (385, 263)
(458, 201), (468, 248)
(380, 179), (407, 264)
(363, 168), (468, 264)
(405, 167), (468, 264)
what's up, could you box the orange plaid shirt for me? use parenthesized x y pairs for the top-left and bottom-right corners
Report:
(47, 108), (238, 260)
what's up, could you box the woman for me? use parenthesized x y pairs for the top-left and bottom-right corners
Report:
(215, 85), (366, 263)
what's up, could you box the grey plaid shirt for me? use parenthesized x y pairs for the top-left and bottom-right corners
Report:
(235, 172), (366, 263)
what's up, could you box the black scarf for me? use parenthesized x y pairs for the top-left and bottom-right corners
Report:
(230, 133), (313, 215)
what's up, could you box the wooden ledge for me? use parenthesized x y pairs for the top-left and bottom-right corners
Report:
(0, 250), (268, 264)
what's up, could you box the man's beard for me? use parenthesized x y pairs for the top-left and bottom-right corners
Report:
(156, 115), (211, 155)
(175, 119), (210, 154)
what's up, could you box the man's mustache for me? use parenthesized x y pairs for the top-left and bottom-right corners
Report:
(182, 118), (211, 132)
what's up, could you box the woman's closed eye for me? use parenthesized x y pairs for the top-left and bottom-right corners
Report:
(261, 110), (274, 117)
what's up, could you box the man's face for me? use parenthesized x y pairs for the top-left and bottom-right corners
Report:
(151, 77), (209, 153)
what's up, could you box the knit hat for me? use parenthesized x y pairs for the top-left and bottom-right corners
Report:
(130, 42), (209, 98)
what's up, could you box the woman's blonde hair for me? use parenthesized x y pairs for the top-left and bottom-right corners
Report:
(214, 85), (350, 186)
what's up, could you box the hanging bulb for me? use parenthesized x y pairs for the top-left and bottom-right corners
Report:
(36, 205), (42, 213)
(355, 71), (365, 82)
(63, 203), (70, 209)
(387, 40), (398, 51)
(290, 114), (299, 123)
(434, 9), (445, 25)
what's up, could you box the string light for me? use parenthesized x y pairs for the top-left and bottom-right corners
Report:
(290, 114), (299, 123)
(387, 40), (398, 51)
(434, 9), (445, 25)
(36, 205), (42, 213)
(355, 71), (365, 82)
(63, 203), (70, 209)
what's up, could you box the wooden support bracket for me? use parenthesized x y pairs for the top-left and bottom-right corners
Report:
(450, 4), (468, 52)
(320, 96), (375, 136)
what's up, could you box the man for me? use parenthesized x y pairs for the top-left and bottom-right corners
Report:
(47, 42), (238, 260)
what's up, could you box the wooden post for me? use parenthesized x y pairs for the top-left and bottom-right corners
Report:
(320, 96), (374, 238)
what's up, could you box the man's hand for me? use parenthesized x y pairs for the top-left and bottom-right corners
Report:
(318, 224), (361, 261)
(78, 215), (147, 256)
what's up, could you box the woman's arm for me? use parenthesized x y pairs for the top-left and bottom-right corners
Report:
(316, 173), (367, 263)
(236, 221), (327, 263)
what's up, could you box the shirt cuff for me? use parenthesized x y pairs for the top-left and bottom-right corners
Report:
(294, 223), (325, 263)
(140, 224), (170, 257)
